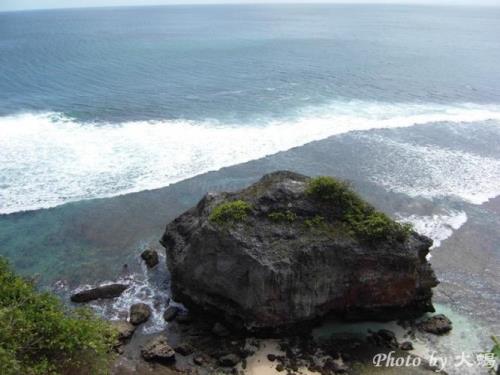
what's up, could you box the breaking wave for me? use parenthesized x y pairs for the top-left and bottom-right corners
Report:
(2, 100), (500, 214)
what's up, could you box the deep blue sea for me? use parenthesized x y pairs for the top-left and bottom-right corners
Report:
(1, 4), (500, 214)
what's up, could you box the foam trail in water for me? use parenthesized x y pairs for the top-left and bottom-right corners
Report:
(365, 134), (500, 205)
(1, 101), (500, 214)
(397, 210), (467, 260)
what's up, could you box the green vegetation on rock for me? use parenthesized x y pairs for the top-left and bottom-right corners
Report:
(490, 336), (500, 373)
(209, 200), (252, 225)
(268, 210), (297, 223)
(0, 257), (117, 375)
(306, 176), (412, 242)
(304, 215), (327, 230)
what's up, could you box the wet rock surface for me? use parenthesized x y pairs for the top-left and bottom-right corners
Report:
(418, 314), (452, 335)
(141, 249), (159, 268)
(130, 303), (152, 325)
(70, 283), (128, 303)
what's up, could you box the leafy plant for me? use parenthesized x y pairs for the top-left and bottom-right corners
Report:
(209, 200), (252, 225)
(268, 210), (297, 223)
(490, 336), (500, 373)
(0, 257), (117, 375)
(304, 215), (327, 230)
(306, 176), (412, 242)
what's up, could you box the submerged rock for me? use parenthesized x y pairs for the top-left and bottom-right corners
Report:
(70, 283), (128, 303)
(129, 303), (151, 325)
(418, 314), (452, 335)
(161, 171), (438, 331)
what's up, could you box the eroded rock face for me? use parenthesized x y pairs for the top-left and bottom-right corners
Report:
(161, 171), (438, 331)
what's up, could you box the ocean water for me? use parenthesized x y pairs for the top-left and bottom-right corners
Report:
(1, 5), (500, 366)
(1, 4), (500, 214)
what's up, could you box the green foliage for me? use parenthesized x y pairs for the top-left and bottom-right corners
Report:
(306, 176), (360, 210)
(346, 211), (412, 242)
(306, 176), (412, 242)
(268, 210), (297, 223)
(0, 257), (117, 375)
(491, 336), (500, 358)
(209, 200), (252, 225)
(304, 215), (327, 230)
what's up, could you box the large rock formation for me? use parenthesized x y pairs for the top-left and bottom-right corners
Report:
(161, 171), (438, 331)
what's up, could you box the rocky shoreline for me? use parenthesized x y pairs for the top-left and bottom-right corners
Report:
(72, 274), (452, 375)
(70, 172), (459, 374)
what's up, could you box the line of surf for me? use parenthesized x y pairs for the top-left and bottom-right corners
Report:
(1, 100), (500, 214)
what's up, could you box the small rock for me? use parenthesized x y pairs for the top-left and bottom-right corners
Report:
(141, 336), (176, 364)
(163, 306), (180, 322)
(175, 342), (194, 356)
(70, 284), (128, 303)
(141, 249), (159, 268)
(267, 353), (277, 362)
(193, 356), (204, 366)
(111, 320), (136, 343)
(276, 363), (285, 372)
(368, 329), (398, 348)
(218, 354), (240, 367)
(130, 303), (151, 325)
(418, 314), (452, 335)
(212, 322), (230, 337)
(377, 329), (398, 348)
(400, 341), (414, 351)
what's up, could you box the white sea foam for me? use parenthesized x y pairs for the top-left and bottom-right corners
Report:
(70, 253), (175, 334)
(1, 101), (500, 214)
(366, 135), (500, 205)
(398, 211), (468, 258)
